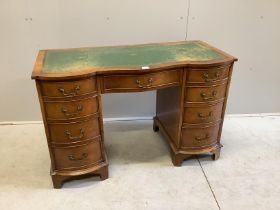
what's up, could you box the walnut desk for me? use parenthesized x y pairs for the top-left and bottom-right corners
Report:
(31, 41), (237, 188)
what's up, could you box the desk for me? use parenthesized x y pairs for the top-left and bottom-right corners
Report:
(32, 41), (237, 188)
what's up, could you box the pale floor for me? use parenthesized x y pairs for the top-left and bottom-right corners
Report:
(0, 116), (279, 210)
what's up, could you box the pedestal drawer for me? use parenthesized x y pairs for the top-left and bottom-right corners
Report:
(183, 102), (224, 124)
(45, 96), (98, 121)
(53, 140), (103, 170)
(103, 69), (181, 92)
(187, 66), (230, 84)
(48, 118), (101, 144)
(185, 82), (227, 103)
(40, 77), (96, 98)
(181, 123), (220, 149)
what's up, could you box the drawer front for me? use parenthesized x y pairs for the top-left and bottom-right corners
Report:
(183, 102), (224, 124)
(103, 69), (181, 92)
(49, 118), (100, 143)
(181, 124), (220, 149)
(185, 82), (227, 103)
(40, 78), (96, 98)
(53, 140), (102, 170)
(45, 96), (98, 120)
(187, 66), (230, 83)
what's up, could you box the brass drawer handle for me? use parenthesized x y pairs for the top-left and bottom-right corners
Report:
(195, 134), (210, 141)
(198, 111), (213, 119)
(135, 78), (153, 88)
(200, 90), (217, 101)
(68, 153), (88, 161)
(61, 105), (83, 117)
(202, 72), (220, 82)
(65, 128), (85, 141)
(58, 85), (80, 97)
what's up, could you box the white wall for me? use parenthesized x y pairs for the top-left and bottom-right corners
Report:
(0, 0), (279, 121)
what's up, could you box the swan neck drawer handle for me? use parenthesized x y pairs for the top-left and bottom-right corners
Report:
(61, 105), (83, 117)
(68, 153), (88, 161)
(58, 85), (80, 97)
(195, 134), (210, 141)
(202, 72), (220, 82)
(135, 78), (153, 88)
(198, 111), (213, 119)
(65, 128), (85, 141)
(200, 90), (217, 101)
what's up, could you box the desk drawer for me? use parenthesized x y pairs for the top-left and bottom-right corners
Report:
(103, 69), (181, 92)
(183, 102), (224, 124)
(185, 82), (227, 103)
(40, 78), (96, 98)
(49, 118), (100, 144)
(53, 140), (103, 170)
(181, 123), (220, 149)
(187, 66), (230, 84)
(45, 96), (98, 121)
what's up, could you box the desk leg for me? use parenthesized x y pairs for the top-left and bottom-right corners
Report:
(211, 148), (221, 161)
(51, 166), (109, 189)
(52, 175), (65, 189)
(153, 120), (160, 132)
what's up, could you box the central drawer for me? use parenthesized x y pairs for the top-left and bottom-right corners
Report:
(103, 69), (182, 92)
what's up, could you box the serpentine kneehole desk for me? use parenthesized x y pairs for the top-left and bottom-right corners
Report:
(32, 41), (237, 188)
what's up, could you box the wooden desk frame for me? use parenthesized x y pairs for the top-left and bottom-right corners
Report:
(32, 41), (237, 188)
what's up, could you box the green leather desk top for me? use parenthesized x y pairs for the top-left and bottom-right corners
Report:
(41, 41), (229, 74)
(32, 41), (236, 79)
